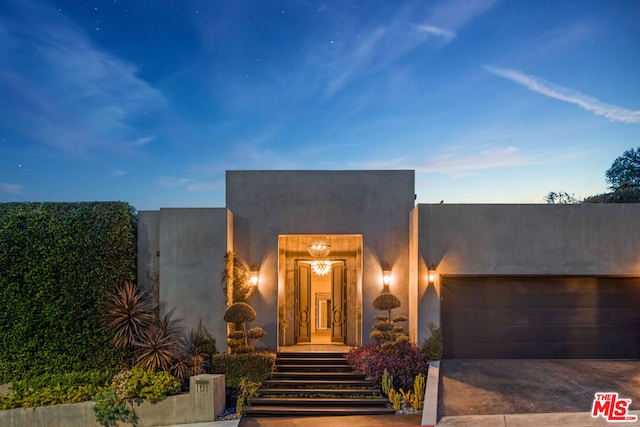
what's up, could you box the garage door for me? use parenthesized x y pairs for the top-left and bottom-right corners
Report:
(441, 277), (640, 359)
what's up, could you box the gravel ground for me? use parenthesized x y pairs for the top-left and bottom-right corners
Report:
(438, 359), (640, 416)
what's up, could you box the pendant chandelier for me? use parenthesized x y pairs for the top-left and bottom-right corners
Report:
(311, 260), (332, 276)
(308, 241), (332, 276)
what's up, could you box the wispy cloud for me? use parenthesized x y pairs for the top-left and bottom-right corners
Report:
(130, 136), (155, 147)
(0, 182), (23, 195)
(0, 0), (166, 156)
(110, 170), (127, 178)
(413, 24), (456, 41)
(420, 144), (536, 177)
(313, 0), (495, 99)
(485, 66), (640, 124)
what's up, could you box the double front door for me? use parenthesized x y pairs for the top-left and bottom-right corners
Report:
(295, 260), (346, 344)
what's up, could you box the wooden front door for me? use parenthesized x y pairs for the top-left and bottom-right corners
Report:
(295, 262), (311, 343)
(331, 262), (346, 343)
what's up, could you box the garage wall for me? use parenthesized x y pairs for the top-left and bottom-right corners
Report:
(415, 204), (640, 342)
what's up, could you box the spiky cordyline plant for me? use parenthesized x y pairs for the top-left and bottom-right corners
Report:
(134, 309), (183, 371)
(171, 329), (206, 387)
(107, 282), (155, 351)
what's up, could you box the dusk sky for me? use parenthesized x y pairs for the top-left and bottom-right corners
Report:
(1, 0), (639, 210)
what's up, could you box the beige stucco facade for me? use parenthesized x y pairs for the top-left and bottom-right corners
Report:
(138, 170), (640, 357)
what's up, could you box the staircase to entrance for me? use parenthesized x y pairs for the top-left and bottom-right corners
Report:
(243, 351), (394, 417)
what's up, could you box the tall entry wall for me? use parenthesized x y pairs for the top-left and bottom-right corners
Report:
(226, 170), (415, 349)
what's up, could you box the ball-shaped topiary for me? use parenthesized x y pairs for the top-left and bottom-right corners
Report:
(372, 293), (401, 312)
(224, 302), (257, 323)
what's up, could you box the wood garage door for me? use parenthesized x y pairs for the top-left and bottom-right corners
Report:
(442, 277), (640, 359)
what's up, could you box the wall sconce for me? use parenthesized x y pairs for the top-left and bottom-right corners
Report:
(249, 270), (259, 287)
(428, 265), (437, 284)
(382, 263), (391, 290)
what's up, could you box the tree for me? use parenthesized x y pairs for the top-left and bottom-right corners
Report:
(544, 191), (579, 204)
(605, 146), (640, 190)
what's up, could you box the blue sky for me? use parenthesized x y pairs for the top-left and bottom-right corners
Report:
(1, 0), (639, 210)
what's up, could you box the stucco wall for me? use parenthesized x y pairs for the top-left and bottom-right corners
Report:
(226, 170), (416, 348)
(415, 203), (640, 341)
(138, 208), (231, 347)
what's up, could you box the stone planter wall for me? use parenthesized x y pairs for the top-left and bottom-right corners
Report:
(0, 374), (225, 427)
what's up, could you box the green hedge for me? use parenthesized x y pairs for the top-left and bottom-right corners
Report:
(0, 202), (137, 382)
(212, 353), (275, 388)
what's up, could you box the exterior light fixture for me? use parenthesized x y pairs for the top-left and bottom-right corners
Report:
(428, 265), (437, 284)
(383, 264), (391, 286)
(382, 263), (391, 291)
(250, 270), (259, 287)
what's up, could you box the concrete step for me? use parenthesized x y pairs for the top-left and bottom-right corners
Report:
(270, 371), (366, 380)
(262, 378), (377, 388)
(276, 357), (350, 365)
(275, 364), (354, 372)
(257, 387), (382, 396)
(242, 405), (396, 417)
(250, 397), (389, 406)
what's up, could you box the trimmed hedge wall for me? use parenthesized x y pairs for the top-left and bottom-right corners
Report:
(211, 353), (275, 388)
(0, 202), (137, 382)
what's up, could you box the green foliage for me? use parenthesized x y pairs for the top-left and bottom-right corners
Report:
(224, 302), (257, 323)
(0, 369), (114, 410)
(381, 368), (393, 396)
(224, 302), (265, 353)
(606, 146), (640, 190)
(134, 309), (183, 372)
(236, 378), (261, 416)
(94, 367), (180, 426)
(420, 322), (442, 361)
(372, 292), (401, 311)
(544, 191), (579, 204)
(211, 353), (275, 388)
(221, 252), (253, 304)
(582, 187), (640, 203)
(111, 367), (180, 403)
(370, 292), (408, 347)
(93, 388), (135, 427)
(413, 373), (426, 411)
(171, 324), (217, 388)
(388, 388), (401, 411)
(0, 202), (136, 382)
(107, 282), (155, 352)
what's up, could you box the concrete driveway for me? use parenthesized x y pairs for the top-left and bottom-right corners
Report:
(438, 359), (640, 416)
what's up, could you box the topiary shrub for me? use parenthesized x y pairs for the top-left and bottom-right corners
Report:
(370, 292), (409, 347)
(224, 302), (266, 353)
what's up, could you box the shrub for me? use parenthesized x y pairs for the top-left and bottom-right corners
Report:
(212, 353), (275, 388)
(134, 309), (183, 372)
(420, 322), (442, 360)
(346, 343), (428, 390)
(93, 388), (135, 427)
(0, 369), (114, 410)
(370, 292), (408, 347)
(110, 367), (180, 403)
(107, 282), (155, 353)
(93, 367), (180, 426)
(224, 302), (266, 353)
